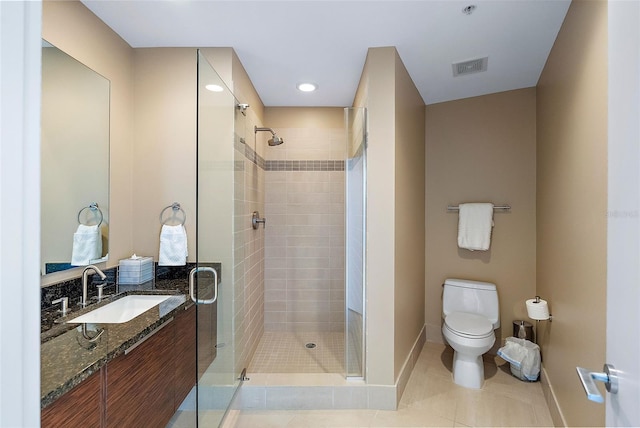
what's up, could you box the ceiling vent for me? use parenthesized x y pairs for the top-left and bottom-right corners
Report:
(452, 57), (488, 77)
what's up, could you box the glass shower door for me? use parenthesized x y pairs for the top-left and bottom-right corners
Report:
(345, 107), (367, 378)
(194, 50), (243, 426)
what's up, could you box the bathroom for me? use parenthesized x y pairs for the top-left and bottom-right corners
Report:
(3, 0), (639, 427)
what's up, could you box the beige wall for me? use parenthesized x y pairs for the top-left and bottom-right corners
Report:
(355, 47), (426, 390)
(42, 0), (135, 285)
(425, 89), (537, 346)
(358, 47), (397, 386)
(536, 1), (608, 426)
(132, 48), (197, 261)
(393, 53), (426, 380)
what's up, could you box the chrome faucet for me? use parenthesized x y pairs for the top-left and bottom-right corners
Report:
(82, 265), (107, 307)
(52, 296), (69, 316)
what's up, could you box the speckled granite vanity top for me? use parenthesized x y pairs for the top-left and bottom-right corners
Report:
(40, 278), (190, 408)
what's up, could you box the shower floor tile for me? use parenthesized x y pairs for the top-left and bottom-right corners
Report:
(248, 331), (345, 373)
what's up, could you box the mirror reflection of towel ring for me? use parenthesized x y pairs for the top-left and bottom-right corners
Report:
(77, 203), (103, 227)
(160, 202), (186, 226)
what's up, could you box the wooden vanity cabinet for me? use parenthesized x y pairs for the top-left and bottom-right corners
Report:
(174, 303), (197, 409)
(41, 369), (104, 428)
(105, 320), (176, 428)
(42, 304), (202, 427)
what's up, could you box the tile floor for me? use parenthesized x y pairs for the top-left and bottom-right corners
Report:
(248, 331), (345, 373)
(226, 341), (554, 427)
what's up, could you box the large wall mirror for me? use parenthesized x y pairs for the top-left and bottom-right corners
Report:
(41, 40), (110, 276)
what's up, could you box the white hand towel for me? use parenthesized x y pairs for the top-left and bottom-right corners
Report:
(159, 224), (188, 266)
(71, 224), (102, 266)
(457, 203), (494, 251)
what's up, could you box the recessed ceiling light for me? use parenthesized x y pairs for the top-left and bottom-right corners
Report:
(205, 84), (224, 92)
(297, 82), (317, 92)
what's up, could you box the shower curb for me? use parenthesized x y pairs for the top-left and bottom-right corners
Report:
(234, 379), (398, 411)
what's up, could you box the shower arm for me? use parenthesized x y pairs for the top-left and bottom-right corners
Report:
(254, 126), (276, 136)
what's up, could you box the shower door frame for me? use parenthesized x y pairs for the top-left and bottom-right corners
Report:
(345, 107), (367, 380)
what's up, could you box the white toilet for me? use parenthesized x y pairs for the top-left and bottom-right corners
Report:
(442, 278), (500, 389)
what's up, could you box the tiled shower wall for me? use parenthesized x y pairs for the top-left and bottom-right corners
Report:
(264, 125), (346, 332)
(238, 136), (265, 367)
(234, 111), (267, 372)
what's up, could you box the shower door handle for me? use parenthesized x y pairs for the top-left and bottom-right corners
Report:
(189, 267), (218, 305)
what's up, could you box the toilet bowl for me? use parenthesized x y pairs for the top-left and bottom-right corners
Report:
(441, 279), (499, 389)
(442, 312), (495, 389)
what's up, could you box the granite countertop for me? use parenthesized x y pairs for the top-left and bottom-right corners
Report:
(40, 277), (191, 409)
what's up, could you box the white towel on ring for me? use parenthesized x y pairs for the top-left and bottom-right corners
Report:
(71, 224), (102, 266)
(457, 203), (494, 251)
(159, 224), (188, 266)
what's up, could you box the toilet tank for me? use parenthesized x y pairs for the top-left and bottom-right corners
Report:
(443, 278), (500, 329)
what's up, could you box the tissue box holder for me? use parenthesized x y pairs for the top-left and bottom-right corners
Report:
(118, 257), (154, 285)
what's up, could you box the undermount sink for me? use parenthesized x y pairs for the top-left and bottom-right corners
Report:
(67, 295), (172, 324)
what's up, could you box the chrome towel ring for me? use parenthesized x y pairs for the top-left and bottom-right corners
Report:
(160, 202), (186, 226)
(77, 203), (103, 227)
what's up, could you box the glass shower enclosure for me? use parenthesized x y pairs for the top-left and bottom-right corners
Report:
(190, 53), (368, 426)
(192, 50), (245, 426)
(345, 107), (366, 379)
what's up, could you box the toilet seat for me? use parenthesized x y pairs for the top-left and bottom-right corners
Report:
(444, 312), (493, 339)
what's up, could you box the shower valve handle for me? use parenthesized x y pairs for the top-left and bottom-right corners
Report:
(252, 211), (266, 229)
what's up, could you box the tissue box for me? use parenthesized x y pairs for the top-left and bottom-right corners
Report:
(118, 256), (154, 285)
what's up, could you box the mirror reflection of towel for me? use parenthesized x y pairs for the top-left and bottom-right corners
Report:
(71, 224), (102, 266)
(159, 224), (188, 266)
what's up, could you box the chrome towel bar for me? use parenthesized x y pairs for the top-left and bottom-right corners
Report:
(447, 204), (511, 212)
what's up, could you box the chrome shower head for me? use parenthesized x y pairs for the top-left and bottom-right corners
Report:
(255, 126), (284, 146)
(268, 135), (284, 146)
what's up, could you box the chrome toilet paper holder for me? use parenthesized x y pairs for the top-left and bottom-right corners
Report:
(529, 296), (553, 322)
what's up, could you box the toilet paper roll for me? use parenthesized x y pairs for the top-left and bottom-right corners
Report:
(526, 298), (550, 320)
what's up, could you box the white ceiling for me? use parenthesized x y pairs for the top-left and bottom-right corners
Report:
(82, 0), (571, 107)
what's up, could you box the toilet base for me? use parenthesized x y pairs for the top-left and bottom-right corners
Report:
(452, 350), (485, 389)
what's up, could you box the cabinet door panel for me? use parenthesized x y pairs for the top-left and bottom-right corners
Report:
(42, 369), (104, 428)
(106, 321), (175, 428)
(174, 304), (196, 409)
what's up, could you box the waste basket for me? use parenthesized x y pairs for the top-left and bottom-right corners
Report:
(497, 337), (541, 382)
(512, 320), (534, 342)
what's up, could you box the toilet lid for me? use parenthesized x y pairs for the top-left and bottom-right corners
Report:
(445, 312), (493, 337)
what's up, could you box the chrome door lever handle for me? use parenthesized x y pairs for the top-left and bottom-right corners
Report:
(576, 364), (619, 403)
